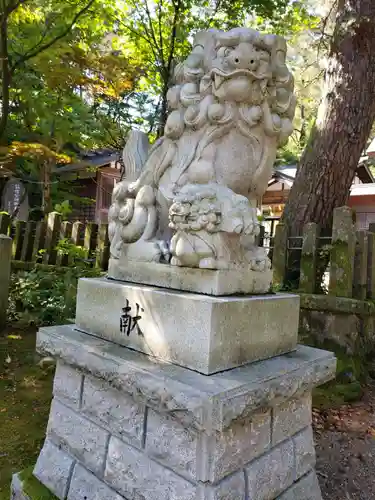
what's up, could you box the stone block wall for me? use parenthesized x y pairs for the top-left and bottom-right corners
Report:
(34, 361), (322, 500)
(299, 293), (375, 355)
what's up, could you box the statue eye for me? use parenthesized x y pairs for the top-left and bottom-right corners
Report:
(235, 57), (240, 63)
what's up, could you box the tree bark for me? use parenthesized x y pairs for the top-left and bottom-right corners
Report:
(282, 0), (375, 235)
(41, 160), (52, 215)
(0, 14), (10, 144)
(157, 83), (169, 138)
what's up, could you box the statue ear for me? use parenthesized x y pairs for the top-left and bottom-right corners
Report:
(122, 130), (149, 182)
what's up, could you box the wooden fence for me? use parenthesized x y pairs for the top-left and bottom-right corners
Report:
(0, 211), (110, 271)
(1, 205), (374, 318)
(273, 206), (375, 299)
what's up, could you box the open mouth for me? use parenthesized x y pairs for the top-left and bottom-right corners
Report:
(211, 68), (254, 90)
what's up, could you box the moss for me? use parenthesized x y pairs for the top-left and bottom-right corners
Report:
(300, 332), (367, 409)
(19, 467), (58, 500)
(329, 240), (355, 297)
(299, 293), (375, 316)
(313, 381), (363, 409)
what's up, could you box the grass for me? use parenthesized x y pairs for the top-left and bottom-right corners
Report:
(0, 326), (54, 499)
(19, 466), (57, 499)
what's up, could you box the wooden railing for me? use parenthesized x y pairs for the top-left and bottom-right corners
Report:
(273, 206), (375, 299)
(0, 212), (110, 271)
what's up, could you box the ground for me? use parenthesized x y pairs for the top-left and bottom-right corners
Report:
(0, 327), (375, 500)
(0, 327), (53, 500)
(315, 388), (375, 500)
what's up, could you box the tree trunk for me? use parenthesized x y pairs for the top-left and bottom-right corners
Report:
(282, 0), (375, 236)
(41, 161), (52, 215)
(0, 15), (10, 144)
(157, 84), (169, 138)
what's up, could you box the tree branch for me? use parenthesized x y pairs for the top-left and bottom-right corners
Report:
(11, 0), (96, 72)
(118, 19), (160, 69)
(142, 0), (160, 55)
(166, 0), (181, 76)
(157, 0), (164, 66)
(204, 0), (223, 29)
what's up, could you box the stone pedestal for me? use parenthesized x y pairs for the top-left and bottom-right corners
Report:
(108, 259), (273, 296)
(30, 324), (336, 500)
(10, 474), (30, 500)
(75, 278), (300, 374)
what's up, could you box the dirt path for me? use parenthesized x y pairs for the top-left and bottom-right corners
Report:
(315, 387), (375, 500)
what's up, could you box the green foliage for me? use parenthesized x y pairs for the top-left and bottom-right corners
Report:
(55, 238), (89, 261)
(54, 200), (72, 219)
(1, 0), (324, 213)
(2, 0), (145, 214)
(117, 0), (319, 135)
(8, 241), (103, 326)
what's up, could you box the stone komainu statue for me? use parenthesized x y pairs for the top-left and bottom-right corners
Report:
(108, 28), (295, 272)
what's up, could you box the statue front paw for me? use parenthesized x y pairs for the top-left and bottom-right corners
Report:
(199, 257), (217, 269)
(171, 256), (182, 266)
(170, 231), (215, 268)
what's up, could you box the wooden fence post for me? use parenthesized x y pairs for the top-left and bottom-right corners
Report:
(0, 235), (12, 330)
(21, 221), (36, 262)
(272, 223), (288, 288)
(56, 221), (72, 267)
(329, 206), (355, 297)
(353, 230), (368, 300)
(256, 225), (265, 247)
(96, 223), (109, 270)
(0, 213), (10, 235)
(31, 221), (46, 262)
(299, 222), (319, 293)
(12, 220), (26, 260)
(84, 222), (98, 263)
(43, 212), (62, 265)
(368, 223), (375, 299)
(68, 221), (83, 266)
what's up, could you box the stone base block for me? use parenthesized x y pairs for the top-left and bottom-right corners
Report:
(75, 277), (300, 374)
(33, 325), (336, 500)
(10, 474), (30, 500)
(108, 259), (273, 296)
(10, 471), (57, 500)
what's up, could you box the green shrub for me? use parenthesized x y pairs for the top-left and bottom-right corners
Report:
(8, 240), (103, 326)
